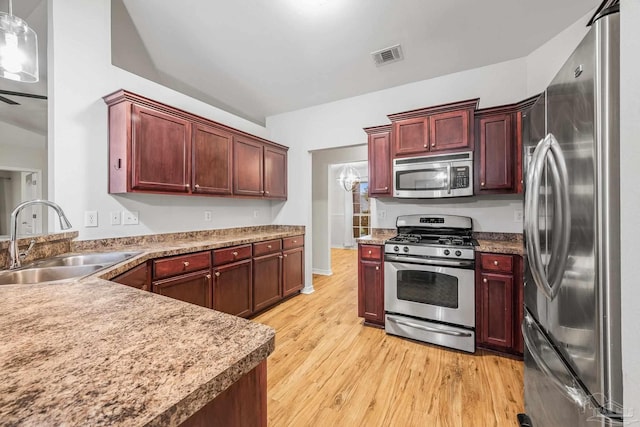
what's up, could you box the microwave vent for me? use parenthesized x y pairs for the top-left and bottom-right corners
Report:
(371, 44), (403, 66)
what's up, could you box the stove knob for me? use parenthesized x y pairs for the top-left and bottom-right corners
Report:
(444, 249), (450, 256)
(393, 246), (399, 252)
(455, 250), (462, 257)
(403, 246), (410, 253)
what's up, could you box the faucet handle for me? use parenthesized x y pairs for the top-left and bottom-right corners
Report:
(19, 239), (37, 261)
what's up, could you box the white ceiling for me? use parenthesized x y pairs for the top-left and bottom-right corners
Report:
(121, 0), (600, 124)
(0, 0), (47, 135)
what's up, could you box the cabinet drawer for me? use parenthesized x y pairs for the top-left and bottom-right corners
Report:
(360, 245), (383, 261)
(480, 253), (513, 273)
(153, 251), (211, 279)
(282, 235), (304, 250)
(253, 239), (282, 257)
(213, 244), (252, 266)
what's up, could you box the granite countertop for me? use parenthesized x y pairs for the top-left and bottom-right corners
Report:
(356, 229), (524, 256)
(0, 226), (305, 426)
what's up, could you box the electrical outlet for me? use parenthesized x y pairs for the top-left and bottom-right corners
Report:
(253, 210), (260, 218)
(204, 211), (212, 221)
(110, 211), (121, 225)
(378, 210), (387, 220)
(514, 209), (524, 222)
(84, 211), (98, 227)
(123, 210), (139, 225)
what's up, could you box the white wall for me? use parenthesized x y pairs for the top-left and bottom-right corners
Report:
(49, 0), (281, 240)
(620, 0), (640, 423)
(0, 121), (47, 172)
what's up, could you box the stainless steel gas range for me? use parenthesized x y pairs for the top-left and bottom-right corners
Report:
(384, 214), (477, 353)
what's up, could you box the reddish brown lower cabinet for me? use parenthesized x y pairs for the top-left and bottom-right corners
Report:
(152, 270), (213, 309)
(213, 259), (253, 318)
(475, 252), (523, 356)
(357, 244), (384, 327)
(282, 247), (304, 298)
(112, 262), (150, 291)
(253, 252), (282, 312)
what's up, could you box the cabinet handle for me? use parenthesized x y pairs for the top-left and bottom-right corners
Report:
(375, 266), (380, 270)
(214, 272), (220, 277)
(494, 260), (499, 266)
(183, 261), (190, 267)
(114, 158), (122, 170)
(232, 251), (238, 257)
(483, 278), (488, 283)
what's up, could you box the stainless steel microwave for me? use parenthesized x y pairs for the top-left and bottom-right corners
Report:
(393, 151), (473, 198)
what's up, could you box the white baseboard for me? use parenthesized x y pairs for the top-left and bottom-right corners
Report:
(312, 268), (333, 276)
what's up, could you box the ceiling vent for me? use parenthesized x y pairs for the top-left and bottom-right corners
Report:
(371, 44), (403, 66)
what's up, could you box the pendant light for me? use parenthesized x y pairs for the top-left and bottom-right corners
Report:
(337, 164), (361, 192)
(0, 0), (38, 83)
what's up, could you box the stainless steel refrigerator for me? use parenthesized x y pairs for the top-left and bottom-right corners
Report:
(520, 1), (623, 426)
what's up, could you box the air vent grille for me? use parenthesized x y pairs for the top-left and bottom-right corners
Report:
(371, 44), (403, 66)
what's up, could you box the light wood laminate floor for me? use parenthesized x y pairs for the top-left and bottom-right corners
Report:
(254, 248), (524, 427)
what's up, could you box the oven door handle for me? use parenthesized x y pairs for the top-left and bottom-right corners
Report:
(384, 254), (474, 268)
(387, 316), (473, 338)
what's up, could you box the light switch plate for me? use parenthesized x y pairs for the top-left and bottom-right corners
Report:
(123, 210), (139, 225)
(110, 211), (121, 225)
(204, 211), (212, 221)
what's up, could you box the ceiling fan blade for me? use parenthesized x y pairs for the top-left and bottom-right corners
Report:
(0, 95), (20, 105)
(0, 89), (47, 100)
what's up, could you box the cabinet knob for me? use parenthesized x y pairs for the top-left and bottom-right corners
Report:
(284, 254), (288, 258)
(368, 250), (372, 255)
(384, 186), (388, 190)
(185, 183), (190, 188)
(206, 274), (212, 280)
(375, 266), (380, 270)
(293, 240), (297, 243)
(431, 143), (435, 147)
(183, 261), (190, 267)
(265, 191), (270, 195)
(483, 278), (488, 283)
(267, 245), (272, 249)
(195, 184), (200, 188)
(423, 144), (427, 148)
(279, 255), (283, 259)
(481, 182), (485, 186)
(232, 251), (238, 257)
(261, 190), (265, 194)
(494, 260), (499, 266)
(215, 271), (220, 277)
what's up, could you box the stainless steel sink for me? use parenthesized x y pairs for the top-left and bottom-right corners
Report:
(0, 264), (107, 285)
(27, 251), (141, 267)
(0, 250), (142, 285)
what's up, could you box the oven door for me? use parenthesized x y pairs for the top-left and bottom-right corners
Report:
(384, 258), (475, 328)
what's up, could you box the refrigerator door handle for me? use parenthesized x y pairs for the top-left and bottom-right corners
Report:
(524, 133), (570, 300)
(522, 311), (590, 410)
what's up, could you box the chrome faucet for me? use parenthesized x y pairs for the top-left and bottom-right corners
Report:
(8, 200), (72, 269)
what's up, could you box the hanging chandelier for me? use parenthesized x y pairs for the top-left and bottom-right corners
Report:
(337, 164), (361, 192)
(0, 0), (39, 83)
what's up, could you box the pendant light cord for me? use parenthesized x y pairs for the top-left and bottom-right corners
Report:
(8, 0), (12, 16)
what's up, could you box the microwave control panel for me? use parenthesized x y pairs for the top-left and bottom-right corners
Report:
(451, 166), (470, 189)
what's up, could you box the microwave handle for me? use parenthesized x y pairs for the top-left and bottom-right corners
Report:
(446, 164), (452, 194)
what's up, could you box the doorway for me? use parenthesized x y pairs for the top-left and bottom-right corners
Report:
(0, 168), (43, 238)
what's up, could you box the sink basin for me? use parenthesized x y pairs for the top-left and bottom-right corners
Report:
(0, 264), (107, 285)
(0, 250), (143, 285)
(27, 251), (141, 268)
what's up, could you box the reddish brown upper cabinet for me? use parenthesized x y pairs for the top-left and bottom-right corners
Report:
(365, 125), (393, 197)
(476, 252), (523, 356)
(475, 110), (515, 193)
(233, 136), (288, 200)
(192, 123), (233, 195)
(104, 89), (288, 200)
(516, 95), (540, 194)
(388, 99), (478, 159)
(357, 244), (384, 327)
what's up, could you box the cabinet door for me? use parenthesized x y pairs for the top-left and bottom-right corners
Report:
(282, 247), (304, 297)
(477, 113), (514, 193)
(513, 257), (524, 354)
(131, 105), (191, 193)
(368, 131), (392, 196)
(429, 109), (471, 152)
(479, 272), (513, 349)
(253, 253), (282, 312)
(213, 259), (252, 318)
(358, 259), (384, 325)
(112, 262), (150, 291)
(152, 269), (212, 308)
(233, 136), (264, 196)
(264, 146), (287, 199)
(192, 123), (233, 195)
(393, 117), (429, 157)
